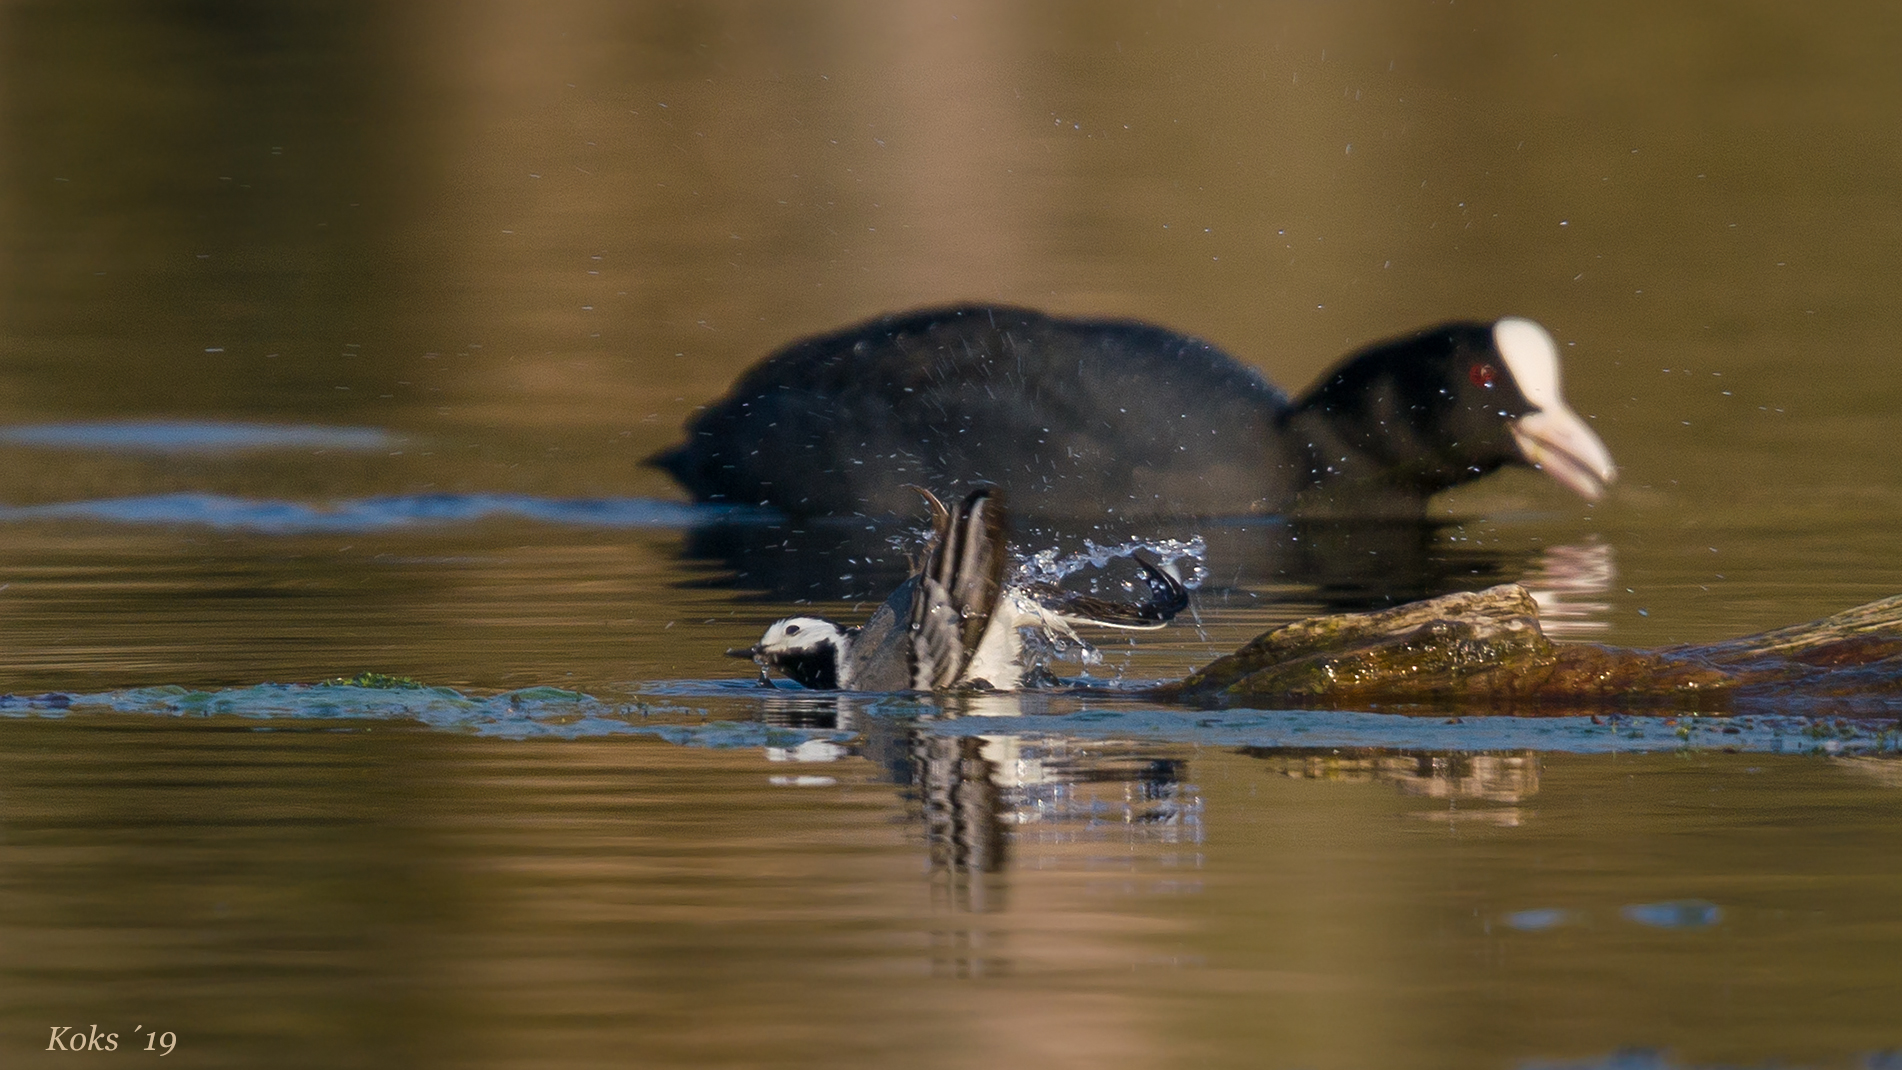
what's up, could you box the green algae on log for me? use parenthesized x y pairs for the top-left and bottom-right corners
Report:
(1154, 584), (1902, 712)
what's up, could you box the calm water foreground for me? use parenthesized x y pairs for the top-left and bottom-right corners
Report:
(5, 704), (1902, 1070)
(5, 2), (1902, 1067)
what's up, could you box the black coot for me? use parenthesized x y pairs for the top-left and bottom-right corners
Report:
(651, 304), (1615, 518)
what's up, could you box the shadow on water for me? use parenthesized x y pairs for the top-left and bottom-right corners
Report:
(678, 512), (1566, 611)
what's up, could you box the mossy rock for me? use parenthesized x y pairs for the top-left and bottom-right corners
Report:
(1156, 584), (1902, 713)
(321, 672), (428, 691)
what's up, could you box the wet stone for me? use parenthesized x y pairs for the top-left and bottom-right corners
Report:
(1154, 584), (1902, 715)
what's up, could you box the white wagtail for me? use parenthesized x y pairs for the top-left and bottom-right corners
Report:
(728, 487), (1188, 691)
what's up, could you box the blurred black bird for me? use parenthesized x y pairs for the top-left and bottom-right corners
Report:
(653, 304), (1616, 519)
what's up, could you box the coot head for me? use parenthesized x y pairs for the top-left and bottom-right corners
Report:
(1286, 318), (1616, 505)
(1491, 318), (1617, 500)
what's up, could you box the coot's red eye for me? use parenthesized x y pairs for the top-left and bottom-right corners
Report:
(1470, 362), (1497, 389)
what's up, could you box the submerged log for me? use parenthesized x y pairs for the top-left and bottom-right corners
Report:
(1153, 584), (1902, 713)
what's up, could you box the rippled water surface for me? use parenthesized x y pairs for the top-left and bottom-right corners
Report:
(3, 3), (1902, 1067)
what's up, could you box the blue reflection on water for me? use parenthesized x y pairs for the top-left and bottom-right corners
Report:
(0, 682), (853, 745)
(912, 705), (1900, 756)
(0, 492), (740, 532)
(1504, 908), (1580, 932)
(1519, 1048), (1902, 1069)
(1621, 900), (1723, 930)
(0, 420), (395, 452)
(4, 683), (1900, 757)
(1520, 1051), (1680, 1070)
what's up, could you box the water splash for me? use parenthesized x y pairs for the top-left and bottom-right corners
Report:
(1017, 533), (1209, 592)
(1008, 534), (1207, 675)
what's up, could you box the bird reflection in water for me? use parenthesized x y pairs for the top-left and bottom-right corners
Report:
(1241, 748), (1541, 826)
(681, 512), (1619, 634)
(904, 723), (1204, 979)
(1521, 538), (1616, 636)
(754, 692), (1204, 978)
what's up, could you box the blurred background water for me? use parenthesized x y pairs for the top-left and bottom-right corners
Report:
(2, 2), (1901, 1067)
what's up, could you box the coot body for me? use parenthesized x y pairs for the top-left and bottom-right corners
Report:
(652, 304), (1613, 519)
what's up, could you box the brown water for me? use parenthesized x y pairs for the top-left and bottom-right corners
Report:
(2, 3), (1901, 1067)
